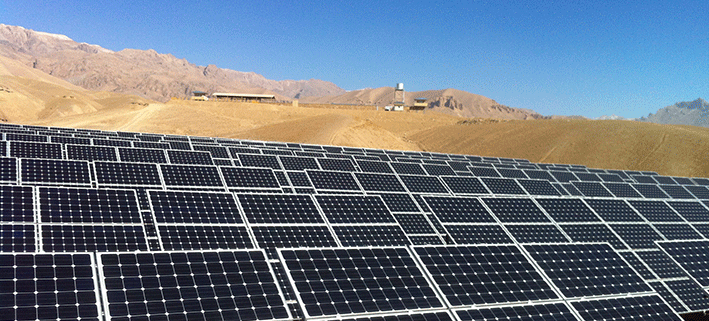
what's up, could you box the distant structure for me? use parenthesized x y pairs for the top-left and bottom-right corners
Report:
(191, 91), (209, 101)
(211, 93), (276, 103)
(393, 83), (405, 106)
(410, 98), (427, 111)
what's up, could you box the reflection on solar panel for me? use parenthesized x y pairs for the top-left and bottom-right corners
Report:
(524, 243), (651, 298)
(333, 225), (410, 246)
(585, 199), (644, 222)
(316, 195), (395, 223)
(399, 175), (449, 193)
(355, 173), (406, 192)
(239, 194), (323, 224)
(21, 159), (91, 184)
(307, 170), (361, 190)
(536, 198), (601, 222)
(42, 225), (148, 252)
(279, 247), (443, 318)
(221, 167), (280, 188)
(560, 224), (628, 250)
(571, 295), (682, 321)
(150, 190), (242, 224)
(455, 302), (577, 321)
(648, 281), (687, 313)
(415, 245), (558, 306)
(94, 161), (162, 186)
(445, 225), (513, 244)
(0, 253), (100, 321)
(482, 198), (550, 222)
(157, 225), (253, 250)
(664, 279), (709, 311)
(629, 200), (684, 222)
(657, 240), (709, 286)
(423, 196), (495, 223)
(636, 251), (687, 279)
(98, 250), (290, 321)
(505, 224), (569, 243)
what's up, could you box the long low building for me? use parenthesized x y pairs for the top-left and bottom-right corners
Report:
(211, 92), (276, 102)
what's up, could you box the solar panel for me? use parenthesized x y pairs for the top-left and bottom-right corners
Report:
(423, 196), (495, 223)
(390, 162), (426, 175)
(414, 245), (558, 306)
(94, 161), (162, 186)
(21, 159), (91, 184)
(636, 250), (688, 279)
(560, 224), (628, 250)
(118, 147), (167, 163)
(440, 176), (489, 194)
(93, 138), (131, 147)
(307, 170), (361, 190)
(160, 164), (224, 187)
(317, 157), (356, 171)
(628, 200), (685, 222)
(166, 149), (214, 165)
(66, 144), (117, 161)
(238, 153), (281, 169)
(505, 224), (569, 243)
(560, 183), (583, 196)
(399, 175), (449, 194)
(378, 193), (421, 212)
(657, 240), (709, 286)
(480, 177), (526, 195)
(524, 243), (651, 298)
(665, 202), (709, 223)
(0, 157), (17, 182)
(496, 168), (527, 179)
(252, 226), (339, 255)
(0, 185), (34, 222)
(221, 166), (280, 188)
(633, 175), (658, 184)
(653, 223), (703, 240)
(408, 235), (444, 245)
(42, 225), (148, 252)
(620, 252), (656, 279)
(316, 195), (395, 224)
(279, 156), (319, 171)
(584, 199), (644, 222)
(571, 295), (682, 321)
(609, 224), (665, 249)
(598, 173), (624, 182)
(340, 312), (453, 321)
(355, 172), (406, 192)
(132, 141), (170, 149)
(659, 185), (695, 199)
(633, 183), (670, 198)
(6, 132), (47, 142)
(522, 169), (555, 181)
(393, 213), (437, 234)
(356, 160), (394, 173)
(98, 250), (290, 321)
(685, 185), (709, 199)
(571, 181), (614, 197)
(455, 302), (577, 321)
(664, 279), (709, 311)
(192, 144), (230, 158)
(157, 225), (253, 250)
(278, 247), (443, 318)
(39, 187), (142, 223)
(149, 190), (242, 224)
(550, 171), (577, 183)
(655, 176), (677, 185)
(444, 225), (513, 244)
(481, 198), (550, 222)
(239, 194), (324, 224)
(516, 179), (561, 196)
(423, 164), (455, 176)
(648, 281), (687, 312)
(469, 166), (500, 177)
(0, 253), (101, 321)
(332, 225), (411, 246)
(0, 224), (35, 252)
(287, 171), (312, 187)
(535, 198), (601, 222)
(673, 177), (696, 185)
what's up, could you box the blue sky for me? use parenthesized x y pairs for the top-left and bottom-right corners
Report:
(1, 0), (707, 118)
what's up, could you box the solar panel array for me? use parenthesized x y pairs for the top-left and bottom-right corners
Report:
(0, 122), (708, 320)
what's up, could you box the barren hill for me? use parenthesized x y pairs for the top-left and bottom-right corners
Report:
(0, 24), (345, 101)
(639, 98), (709, 128)
(302, 87), (545, 120)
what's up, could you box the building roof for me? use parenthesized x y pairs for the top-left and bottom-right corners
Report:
(212, 93), (275, 99)
(192, 91), (208, 95)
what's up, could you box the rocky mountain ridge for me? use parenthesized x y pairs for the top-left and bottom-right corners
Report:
(639, 98), (709, 127)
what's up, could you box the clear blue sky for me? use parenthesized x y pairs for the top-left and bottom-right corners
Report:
(1, 0), (707, 118)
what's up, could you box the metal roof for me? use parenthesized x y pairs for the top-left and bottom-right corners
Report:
(211, 93), (275, 99)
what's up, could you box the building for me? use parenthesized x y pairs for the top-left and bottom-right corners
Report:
(410, 98), (427, 111)
(191, 91), (209, 101)
(211, 93), (276, 103)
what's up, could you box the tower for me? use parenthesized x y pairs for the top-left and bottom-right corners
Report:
(394, 83), (405, 106)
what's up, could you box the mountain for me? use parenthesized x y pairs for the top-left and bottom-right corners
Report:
(639, 98), (709, 127)
(301, 87), (546, 120)
(0, 24), (345, 101)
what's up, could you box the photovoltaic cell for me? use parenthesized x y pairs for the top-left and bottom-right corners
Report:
(378, 193), (420, 212)
(118, 147), (167, 163)
(355, 173), (405, 192)
(66, 144), (117, 161)
(160, 164), (224, 187)
(157, 225), (253, 250)
(317, 158), (356, 172)
(0, 253), (100, 321)
(94, 161), (162, 186)
(585, 199), (644, 222)
(505, 224), (569, 243)
(560, 224), (628, 250)
(633, 184), (670, 199)
(659, 185), (695, 199)
(620, 252), (656, 280)
(279, 156), (319, 171)
(98, 250), (290, 321)
(316, 195), (395, 224)
(480, 177), (526, 195)
(414, 245), (558, 306)
(628, 200), (684, 222)
(609, 224), (665, 249)
(279, 247), (443, 318)
(664, 279), (709, 311)
(21, 159), (91, 184)
(445, 225), (513, 244)
(10, 141), (63, 159)
(653, 223), (703, 240)
(685, 185), (709, 199)
(667, 201), (709, 221)
(423, 164), (455, 176)
(39, 187), (142, 224)
(657, 240), (709, 286)
(423, 196), (495, 223)
(524, 243), (651, 298)
(408, 235), (444, 245)
(221, 167), (280, 188)
(0, 157), (17, 182)
(571, 295), (682, 321)
(572, 181), (614, 197)
(535, 198), (601, 222)
(469, 166), (500, 177)
(238, 153), (282, 169)
(287, 171), (312, 187)
(455, 302), (577, 321)
(391, 162), (426, 175)
(356, 160), (394, 173)
(307, 170), (361, 190)
(482, 198), (550, 222)
(636, 251), (687, 279)
(550, 171), (577, 183)
(440, 176), (488, 194)
(239, 194), (324, 224)
(516, 179), (561, 196)
(0, 185), (33, 222)
(149, 190), (242, 224)
(0, 225), (35, 252)
(394, 213), (437, 234)
(42, 225), (148, 252)
(399, 175), (449, 194)
(333, 225), (410, 246)
(648, 281), (687, 312)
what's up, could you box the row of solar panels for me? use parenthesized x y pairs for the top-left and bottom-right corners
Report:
(0, 243), (690, 321)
